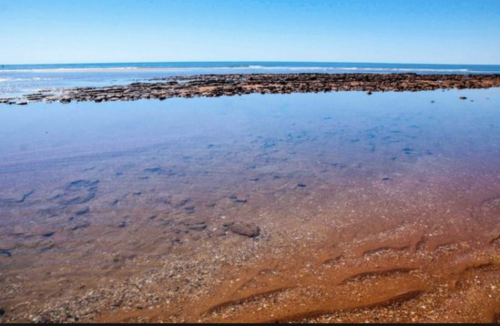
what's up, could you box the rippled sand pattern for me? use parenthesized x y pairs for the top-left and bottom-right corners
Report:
(0, 90), (499, 323)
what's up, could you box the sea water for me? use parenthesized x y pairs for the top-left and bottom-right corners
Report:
(1, 61), (500, 98)
(1, 61), (500, 322)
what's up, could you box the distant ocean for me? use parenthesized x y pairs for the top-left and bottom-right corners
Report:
(1, 61), (499, 98)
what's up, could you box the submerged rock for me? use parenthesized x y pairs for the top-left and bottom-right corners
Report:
(71, 221), (91, 231)
(229, 195), (248, 204)
(75, 207), (90, 216)
(230, 222), (260, 238)
(0, 250), (12, 258)
(144, 167), (166, 174)
(181, 219), (207, 231)
(53, 180), (99, 206)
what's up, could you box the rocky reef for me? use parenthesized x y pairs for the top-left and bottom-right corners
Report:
(1, 73), (500, 105)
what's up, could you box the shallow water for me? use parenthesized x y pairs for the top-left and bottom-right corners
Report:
(0, 89), (499, 323)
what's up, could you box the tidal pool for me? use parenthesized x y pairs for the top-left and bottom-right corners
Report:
(0, 89), (499, 323)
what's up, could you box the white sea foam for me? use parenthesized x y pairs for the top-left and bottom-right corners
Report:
(0, 67), (140, 73)
(0, 77), (63, 82)
(0, 65), (494, 74)
(233, 66), (471, 72)
(161, 66), (477, 73)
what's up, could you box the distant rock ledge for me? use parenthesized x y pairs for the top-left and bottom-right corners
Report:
(1, 73), (500, 105)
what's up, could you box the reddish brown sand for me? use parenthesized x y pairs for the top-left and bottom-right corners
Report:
(0, 90), (499, 323)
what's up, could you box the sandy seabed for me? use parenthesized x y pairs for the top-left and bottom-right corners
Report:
(0, 89), (499, 323)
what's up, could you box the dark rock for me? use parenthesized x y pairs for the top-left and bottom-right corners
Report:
(41, 244), (55, 252)
(182, 219), (207, 231)
(184, 206), (196, 214)
(61, 192), (96, 206)
(71, 221), (91, 231)
(54, 180), (99, 206)
(229, 195), (248, 203)
(187, 222), (207, 231)
(67, 180), (99, 190)
(0, 307), (4, 316)
(42, 232), (55, 238)
(459, 96), (467, 100)
(173, 228), (187, 235)
(144, 167), (166, 174)
(403, 147), (413, 155)
(0, 250), (12, 258)
(230, 222), (260, 238)
(172, 198), (190, 208)
(17, 190), (35, 204)
(297, 183), (307, 188)
(75, 207), (90, 216)
(0, 190), (34, 206)
(118, 221), (127, 228)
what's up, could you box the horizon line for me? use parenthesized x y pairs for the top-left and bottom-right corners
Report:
(1, 60), (500, 67)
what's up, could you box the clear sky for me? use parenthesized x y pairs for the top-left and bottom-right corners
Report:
(1, 0), (499, 65)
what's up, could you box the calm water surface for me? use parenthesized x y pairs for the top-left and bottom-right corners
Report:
(0, 89), (499, 322)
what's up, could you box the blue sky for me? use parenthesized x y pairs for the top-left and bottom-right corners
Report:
(0, 0), (499, 64)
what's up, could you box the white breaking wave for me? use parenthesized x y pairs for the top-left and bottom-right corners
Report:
(0, 67), (140, 73)
(32, 77), (63, 81)
(0, 66), (481, 73)
(224, 66), (472, 72)
(156, 66), (473, 72)
(0, 77), (63, 82)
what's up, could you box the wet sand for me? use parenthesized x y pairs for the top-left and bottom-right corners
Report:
(0, 90), (499, 323)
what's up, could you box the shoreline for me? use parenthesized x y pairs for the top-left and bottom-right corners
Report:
(1, 73), (500, 105)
